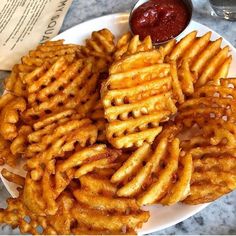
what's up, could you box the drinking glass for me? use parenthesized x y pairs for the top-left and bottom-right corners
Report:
(209, 0), (236, 20)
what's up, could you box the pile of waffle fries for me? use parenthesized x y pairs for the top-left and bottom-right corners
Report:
(0, 29), (235, 234)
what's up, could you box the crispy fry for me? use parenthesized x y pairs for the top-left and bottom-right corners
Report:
(164, 31), (231, 89)
(183, 152), (236, 204)
(73, 189), (139, 213)
(160, 153), (192, 205)
(115, 139), (168, 197)
(72, 205), (149, 233)
(0, 134), (18, 167)
(10, 125), (32, 155)
(1, 168), (25, 186)
(0, 97), (26, 140)
(80, 174), (117, 196)
(102, 50), (177, 148)
(114, 33), (153, 60)
(111, 143), (151, 183)
(23, 58), (99, 123)
(138, 138), (180, 205)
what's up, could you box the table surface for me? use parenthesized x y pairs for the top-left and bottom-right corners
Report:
(0, 0), (236, 235)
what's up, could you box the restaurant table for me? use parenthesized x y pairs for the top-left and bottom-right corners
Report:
(0, 0), (236, 234)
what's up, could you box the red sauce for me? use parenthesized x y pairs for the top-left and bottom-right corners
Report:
(130, 0), (190, 43)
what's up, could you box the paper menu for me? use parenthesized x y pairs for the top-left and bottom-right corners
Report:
(0, 0), (73, 71)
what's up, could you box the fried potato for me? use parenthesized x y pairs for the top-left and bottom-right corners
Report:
(177, 78), (236, 127)
(81, 29), (115, 60)
(112, 125), (192, 206)
(80, 174), (117, 196)
(0, 173), (148, 235)
(138, 138), (180, 205)
(22, 58), (99, 124)
(1, 168), (25, 186)
(10, 125), (32, 155)
(78, 29), (115, 72)
(114, 33), (153, 61)
(22, 40), (80, 68)
(0, 135), (18, 166)
(72, 204), (149, 233)
(0, 96), (26, 140)
(5, 40), (80, 97)
(183, 151), (236, 204)
(102, 51), (177, 148)
(57, 144), (120, 179)
(23, 174), (46, 215)
(111, 142), (152, 184)
(73, 188), (139, 213)
(26, 117), (93, 157)
(72, 180), (149, 234)
(163, 31), (231, 89)
(160, 153), (192, 205)
(26, 119), (98, 180)
(5, 65), (27, 97)
(0, 194), (45, 234)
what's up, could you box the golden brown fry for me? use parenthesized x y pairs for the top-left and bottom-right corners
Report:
(114, 33), (153, 61)
(164, 31), (231, 89)
(116, 138), (168, 197)
(102, 50), (177, 148)
(10, 125), (32, 155)
(73, 189), (139, 213)
(138, 138), (180, 205)
(80, 174), (117, 196)
(71, 204), (149, 233)
(1, 168), (25, 186)
(23, 58), (98, 123)
(111, 142), (151, 183)
(160, 153), (192, 205)
(0, 97), (26, 140)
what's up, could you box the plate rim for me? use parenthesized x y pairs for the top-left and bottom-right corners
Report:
(0, 12), (235, 235)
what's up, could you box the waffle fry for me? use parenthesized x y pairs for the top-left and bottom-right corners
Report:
(22, 58), (98, 123)
(10, 125), (32, 155)
(163, 31), (231, 88)
(4, 65), (27, 97)
(114, 33), (153, 60)
(102, 51), (177, 148)
(177, 78), (236, 127)
(0, 135), (18, 166)
(26, 116), (93, 157)
(57, 144), (120, 177)
(5, 40), (80, 97)
(71, 174), (149, 233)
(89, 99), (107, 142)
(79, 174), (117, 196)
(22, 40), (80, 68)
(27, 121), (98, 180)
(183, 149), (236, 204)
(78, 29), (115, 72)
(0, 173), (149, 235)
(0, 96), (26, 140)
(1, 168), (25, 186)
(81, 29), (115, 60)
(112, 125), (192, 206)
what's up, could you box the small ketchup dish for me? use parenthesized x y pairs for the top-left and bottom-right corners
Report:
(129, 0), (193, 45)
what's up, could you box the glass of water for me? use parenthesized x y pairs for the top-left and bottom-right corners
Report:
(209, 0), (236, 20)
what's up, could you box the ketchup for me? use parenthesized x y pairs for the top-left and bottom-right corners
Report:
(130, 0), (190, 43)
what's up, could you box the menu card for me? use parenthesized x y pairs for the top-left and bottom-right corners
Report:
(0, 0), (73, 70)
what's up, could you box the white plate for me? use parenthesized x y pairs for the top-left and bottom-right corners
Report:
(1, 12), (236, 235)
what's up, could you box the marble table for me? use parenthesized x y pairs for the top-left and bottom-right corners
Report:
(0, 0), (236, 234)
